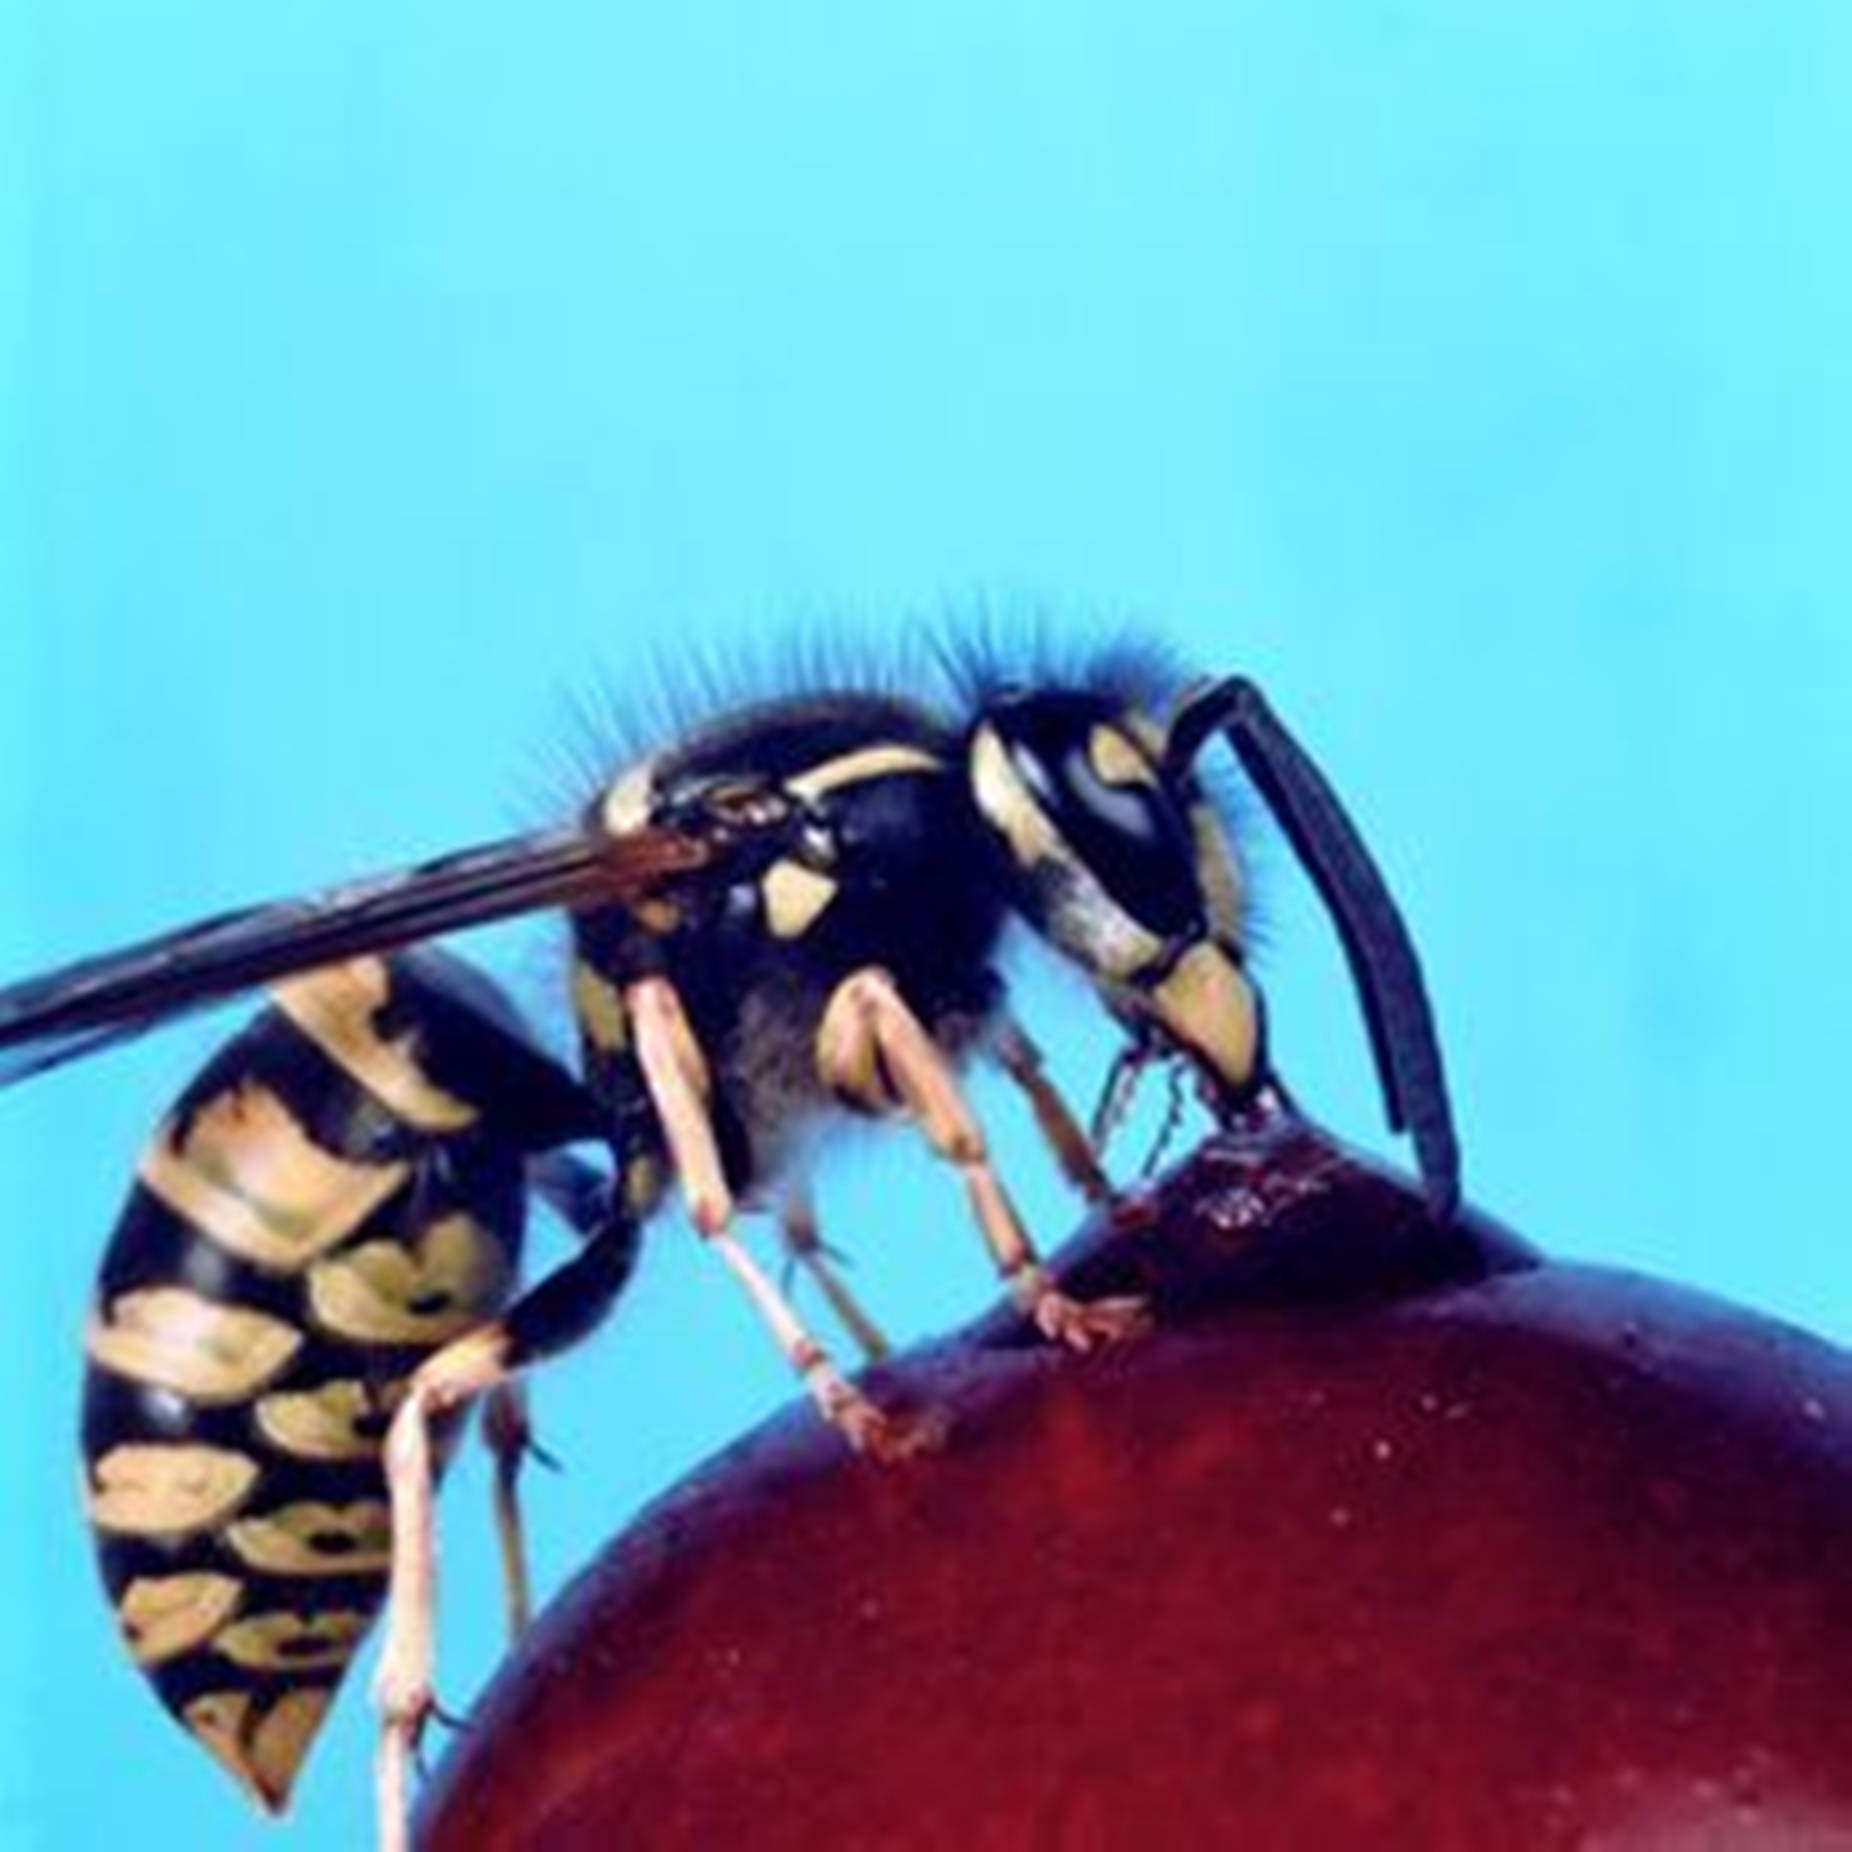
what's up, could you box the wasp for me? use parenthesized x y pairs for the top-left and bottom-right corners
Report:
(0, 640), (1458, 1850)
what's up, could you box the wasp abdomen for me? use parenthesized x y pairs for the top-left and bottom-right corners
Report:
(80, 954), (534, 1811)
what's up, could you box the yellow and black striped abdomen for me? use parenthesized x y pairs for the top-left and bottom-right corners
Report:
(80, 953), (544, 1812)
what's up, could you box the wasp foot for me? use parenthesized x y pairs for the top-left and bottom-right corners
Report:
(1031, 1284), (1152, 1353)
(374, 1650), (437, 1852)
(811, 1366), (945, 1462)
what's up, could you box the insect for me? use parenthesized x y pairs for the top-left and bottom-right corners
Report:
(0, 639), (1458, 1849)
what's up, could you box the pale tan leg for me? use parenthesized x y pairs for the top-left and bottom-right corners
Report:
(374, 1213), (639, 1851)
(480, 1381), (536, 1640)
(991, 1017), (1113, 1205)
(819, 968), (1147, 1349)
(781, 1185), (893, 1363)
(625, 975), (926, 1459)
(375, 1326), (513, 1852)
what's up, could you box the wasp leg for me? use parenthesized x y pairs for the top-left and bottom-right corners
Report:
(818, 967), (1148, 1351)
(625, 975), (925, 1460)
(525, 1148), (615, 1242)
(375, 1216), (640, 1852)
(479, 1383), (537, 1641)
(780, 1185), (893, 1364)
(990, 1016), (1114, 1206)
(468, 1159), (610, 1650)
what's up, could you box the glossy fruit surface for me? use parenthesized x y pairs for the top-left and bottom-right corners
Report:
(421, 1117), (1852, 1850)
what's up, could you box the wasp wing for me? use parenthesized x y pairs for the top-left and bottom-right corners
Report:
(1166, 676), (1461, 1220)
(0, 822), (710, 1086)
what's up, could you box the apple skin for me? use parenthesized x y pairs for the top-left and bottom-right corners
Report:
(420, 1116), (1852, 1850)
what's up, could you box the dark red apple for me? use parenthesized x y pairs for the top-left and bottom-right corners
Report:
(420, 1115), (1852, 1849)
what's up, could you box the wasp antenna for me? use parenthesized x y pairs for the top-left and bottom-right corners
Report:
(1166, 677), (1460, 1219)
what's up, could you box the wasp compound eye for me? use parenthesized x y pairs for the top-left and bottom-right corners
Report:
(975, 691), (1205, 942)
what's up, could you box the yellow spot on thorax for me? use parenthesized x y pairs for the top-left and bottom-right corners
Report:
(762, 858), (839, 938)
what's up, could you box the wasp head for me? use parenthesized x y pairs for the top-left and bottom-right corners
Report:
(967, 688), (1265, 1107)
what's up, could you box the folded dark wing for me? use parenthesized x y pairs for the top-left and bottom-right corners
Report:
(0, 823), (708, 1086)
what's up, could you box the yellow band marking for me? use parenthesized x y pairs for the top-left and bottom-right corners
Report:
(762, 858), (838, 939)
(572, 959), (631, 1053)
(307, 1212), (511, 1346)
(253, 1379), (397, 1462)
(786, 743), (942, 801)
(185, 1687), (335, 1816)
(225, 1498), (393, 1577)
(140, 1082), (409, 1273)
(120, 1572), (243, 1665)
(89, 1443), (260, 1538)
(272, 960), (477, 1131)
(87, 1288), (302, 1402)
(213, 1608), (371, 1674)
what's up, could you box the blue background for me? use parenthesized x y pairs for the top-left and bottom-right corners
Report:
(5, 4), (1850, 1845)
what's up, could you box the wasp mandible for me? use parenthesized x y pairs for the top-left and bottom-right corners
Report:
(0, 640), (1459, 1848)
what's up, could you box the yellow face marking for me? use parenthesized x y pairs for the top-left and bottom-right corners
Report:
(971, 724), (1167, 980)
(572, 959), (631, 1053)
(969, 725), (1064, 864)
(226, 1498), (393, 1577)
(599, 758), (657, 835)
(253, 1378), (398, 1462)
(140, 1082), (410, 1273)
(185, 1687), (336, 1814)
(762, 858), (839, 939)
(1088, 723), (1158, 789)
(87, 1288), (302, 1402)
(1123, 708), (1170, 761)
(785, 743), (943, 802)
(1146, 940), (1261, 1093)
(213, 1608), (371, 1674)
(307, 1212), (510, 1345)
(272, 959), (477, 1131)
(89, 1443), (260, 1538)
(119, 1572), (243, 1665)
